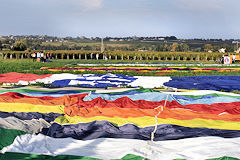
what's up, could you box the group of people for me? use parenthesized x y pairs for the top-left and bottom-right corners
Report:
(31, 52), (50, 62)
(90, 53), (100, 60)
(220, 54), (236, 64)
(90, 53), (108, 61)
(30, 52), (109, 62)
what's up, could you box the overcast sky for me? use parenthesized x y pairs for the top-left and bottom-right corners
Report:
(0, 0), (239, 39)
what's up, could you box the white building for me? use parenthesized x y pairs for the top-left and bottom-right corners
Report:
(219, 48), (226, 53)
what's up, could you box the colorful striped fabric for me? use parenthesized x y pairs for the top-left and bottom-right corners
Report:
(1, 73), (240, 91)
(0, 86), (240, 159)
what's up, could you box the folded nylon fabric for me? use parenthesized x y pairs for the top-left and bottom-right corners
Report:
(0, 103), (64, 114)
(0, 117), (50, 134)
(164, 75), (240, 91)
(84, 92), (240, 105)
(0, 89), (92, 97)
(3, 134), (240, 160)
(0, 127), (26, 150)
(2, 73), (240, 90)
(21, 92), (90, 97)
(174, 94), (220, 101)
(0, 88), (93, 93)
(19, 73), (80, 85)
(55, 115), (240, 130)
(173, 93), (240, 100)
(3, 73), (171, 88)
(1, 92), (239, 107)
(130, 76), (171, 88)
(0, 111), (63, 122)
(0, 92), (57, 100)
(62, 107), (240, 122)
(0, 153), (236, 160)
(42, 122), (240, 141)
(0, 72), (52, 83)
(163, 90), (240, 96)
(95, 88), (156, 94)
(176, 97), (240, 105)
(84, 92), (175, 102)
(0, 152), (101, 160)
(0, 92), (88, 106)
(18, 73), (138, 88)
(65, 97), (240, 115)
(207, 157), (240, 160)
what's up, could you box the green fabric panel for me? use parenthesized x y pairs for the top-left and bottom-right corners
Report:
(113, 154), (147, 160)
(0, 88), (155, 94)
(0, 127), (26, 150)
(106, 88), (157, 95)
(0, 153), (239, 160)
(0, 152), (100, 160)
(0, 89), (95, 93)
(207, 157), (240, 160)
(174, 157), (240, 160)
(0, 153), (147, 160)
(179, 93), (240, 99)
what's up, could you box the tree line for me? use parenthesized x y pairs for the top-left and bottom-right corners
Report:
(0, 38), (238, 52)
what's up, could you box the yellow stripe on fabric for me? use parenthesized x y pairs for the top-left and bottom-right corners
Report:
(0, 103), (64, 114)
(55, 115), (240, 130)
(0, 85), (15, 87)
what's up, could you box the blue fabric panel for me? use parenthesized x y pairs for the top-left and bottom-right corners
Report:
(0, 111), (63, 122)
(84, 92), (175, 102)
(164, 75), (240, 91)
(41, 121), (240, 141)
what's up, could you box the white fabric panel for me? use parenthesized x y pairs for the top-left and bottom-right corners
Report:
(129, 76), (171, 88)
(2, 134), (240, 160)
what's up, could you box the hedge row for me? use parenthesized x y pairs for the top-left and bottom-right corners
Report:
(0, 50), (227, 61)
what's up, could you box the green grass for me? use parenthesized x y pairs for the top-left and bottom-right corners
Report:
(52, 59), (206, 63)
(41, 42), (101, 47)
(0, 59), (240, 77)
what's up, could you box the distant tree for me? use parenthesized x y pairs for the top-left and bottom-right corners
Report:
(163, 44), (170, 51)
(177, 43), (190, 52)
(193, 48), (202, 52)
(171, 43), (178, 52)
(24, 38), (30, 48)
(165, 36), (177, 40)
(222, 43), (234, 52)
(182, 44), (189, 52)
(213, 45), (221, 52)
(13, 40), (27, 51)
(0, 41), (2, 50)
(204, 44), (213, 52)
(84, 45), (93, 50)
(155, 44), (164, 51)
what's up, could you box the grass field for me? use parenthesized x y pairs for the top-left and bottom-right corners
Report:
(41, 42), (131, 48)
(1, 59), (240, 77)
(41, 42), (101, 47)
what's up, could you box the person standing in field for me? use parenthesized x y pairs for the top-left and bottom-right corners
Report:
(233, 54), (236, 63)
(40, 52), (45, 63)
(47, 52), (50, 59)
(31, 52), (36, 62)
(90, 53), (93, 59)
(37, 51), (41, 62)
(96, 53), (99, 60)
